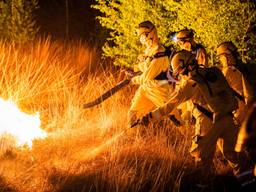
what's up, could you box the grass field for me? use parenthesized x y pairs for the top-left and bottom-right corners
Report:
(0, 39), (238, 192)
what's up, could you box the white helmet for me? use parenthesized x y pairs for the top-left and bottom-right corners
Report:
(216, 41), (238, 56)
(176, 29), (194, 41)
(136, 21), (158, 46)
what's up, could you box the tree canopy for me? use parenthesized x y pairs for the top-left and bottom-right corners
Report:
(93, 0), (256, 66)
(0, 0), (39, 42)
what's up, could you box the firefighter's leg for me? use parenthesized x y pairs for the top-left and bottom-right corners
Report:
(220, 115), (241, 174)
(190, 120), (220, 171)
(128, 88), (155, 127)
(190, 139), (216, 172)
(189, 112), (213, 160)
(192, 109), (213, 136)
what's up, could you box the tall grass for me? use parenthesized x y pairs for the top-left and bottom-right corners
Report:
(0, 38), (235, 192)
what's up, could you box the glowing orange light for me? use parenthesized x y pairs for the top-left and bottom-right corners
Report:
(0, 98), (46, 148)
(74, 130), (126, 160)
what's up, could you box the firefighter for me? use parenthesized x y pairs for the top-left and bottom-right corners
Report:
(128, 21), (174, 128)
(235, 102), (256, 188)
(140, 50), (241, 173)
(217, 41), (254, 124)
(175, 29), (208, 67)
(236, 102), (256, 173)
(174, 29), (209, 126)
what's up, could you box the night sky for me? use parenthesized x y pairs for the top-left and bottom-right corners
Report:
(35, 0), (256, 45)
(36, 0), (100, 42)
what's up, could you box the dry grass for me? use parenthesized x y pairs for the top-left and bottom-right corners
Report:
(0, 38), (239, 192)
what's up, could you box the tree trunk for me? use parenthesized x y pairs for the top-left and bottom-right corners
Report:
(65, 0), (69, 39)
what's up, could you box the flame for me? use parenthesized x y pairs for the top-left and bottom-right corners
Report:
(0, 98), (47, 148)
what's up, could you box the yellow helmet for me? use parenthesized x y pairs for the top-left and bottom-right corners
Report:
(171, 50), (197, 76)
(136, 21), (158, 46)
(216, 41), (238, 56)
(176, 29), (194, 41)
(136, 21), (155, 36)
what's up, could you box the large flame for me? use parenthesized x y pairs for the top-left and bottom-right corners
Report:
(0, 98), (46, 148)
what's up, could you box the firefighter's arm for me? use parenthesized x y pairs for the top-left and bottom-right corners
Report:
(197, 48), (208, 66)
(150, 80), (197, 121)
(131, 57), (166, 85)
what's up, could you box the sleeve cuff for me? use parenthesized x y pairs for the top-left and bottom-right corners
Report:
(131, 76), (140, 84)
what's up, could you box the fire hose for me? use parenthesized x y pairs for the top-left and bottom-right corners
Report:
(83, 68), (181, 127)
(83, 70), (141, 109)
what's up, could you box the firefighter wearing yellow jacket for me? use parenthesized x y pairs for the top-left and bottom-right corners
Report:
(217, 41), (254, 124)
(141, 50), (241, 173)
(128, 21), (173, 127)
(176, 29), (208, 67)
(175, 29), (209, 126)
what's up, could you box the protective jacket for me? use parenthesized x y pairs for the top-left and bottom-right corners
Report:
(154, 66), (237, 121)
(178, 44), (208, 126)
(150, 66), (239, 168)
(222, 65), (254, 123)
(129, 44), (171, 121)
(191, 44), (208, 67)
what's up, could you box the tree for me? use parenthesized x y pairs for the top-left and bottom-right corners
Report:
(0, 0), (39, 42)
(92, 0), (177, 66)
(0, 1), (11, 38)
(93, 0), (256, 66)
(170, 0), (256, 62)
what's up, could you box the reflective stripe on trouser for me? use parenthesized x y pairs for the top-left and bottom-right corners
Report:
(190, 115), (239, 170)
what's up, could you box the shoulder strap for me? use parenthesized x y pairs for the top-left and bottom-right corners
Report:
(145, 50), (168, 61)
(153, 45), (175, 59)
(154, 51), (169, 58)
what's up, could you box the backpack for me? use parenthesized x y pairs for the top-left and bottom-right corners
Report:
(191, 66), (238, 118)
(153, 45), (178, 83)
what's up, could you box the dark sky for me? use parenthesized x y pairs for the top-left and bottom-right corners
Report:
(35, 0), (256, 44)
(36, 0), (101, 42)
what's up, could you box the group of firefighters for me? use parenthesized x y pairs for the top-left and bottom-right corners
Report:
(126, 20), (256, 181)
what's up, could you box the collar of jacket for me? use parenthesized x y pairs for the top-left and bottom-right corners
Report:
(144, 44), (160, 57)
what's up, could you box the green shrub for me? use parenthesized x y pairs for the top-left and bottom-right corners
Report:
(0, 0), (39, 42)
(93, 0), (256, 66)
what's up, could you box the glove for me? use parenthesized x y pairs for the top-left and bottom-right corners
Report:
(121, 67), (137, 80)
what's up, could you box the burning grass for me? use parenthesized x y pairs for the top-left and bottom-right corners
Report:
(0, 38), (238, 192)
